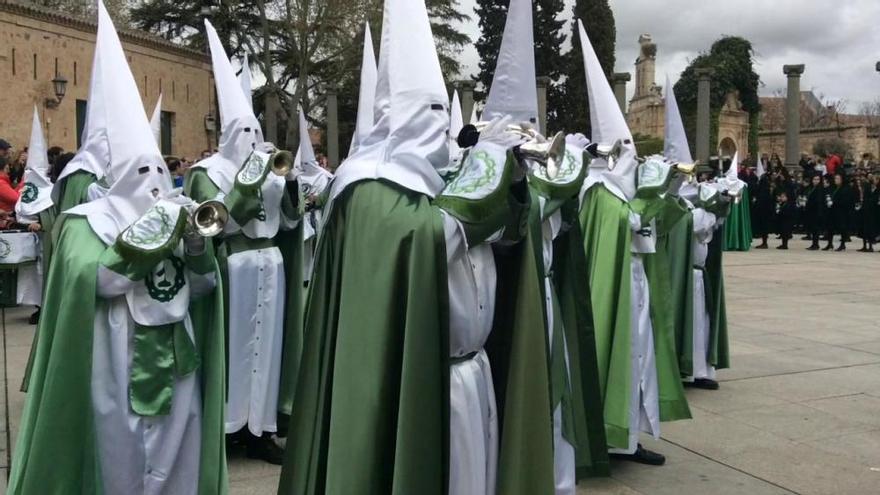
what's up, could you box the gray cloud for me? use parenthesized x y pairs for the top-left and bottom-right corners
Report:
(455, 0), (880, 110)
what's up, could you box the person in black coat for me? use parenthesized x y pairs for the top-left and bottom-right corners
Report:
(752, 175), (776, 249)
(825, 173), (856, 251)
(858, 176), (879, 252)
(803, 174), (827, 250)
(775, 190), (798, 249)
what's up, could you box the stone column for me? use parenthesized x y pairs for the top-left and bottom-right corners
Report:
(457, 80), (476, 124)
(783, 64), (805, 167)
(536, 76), (552, 132)
(612, 72), (631, 114)
(695, 68), (714, 164)
(325, 84), (339, 168)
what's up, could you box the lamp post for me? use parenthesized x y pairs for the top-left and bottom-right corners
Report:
(44, 75), (68, 109)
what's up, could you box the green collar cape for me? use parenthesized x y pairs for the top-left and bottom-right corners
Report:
(8, 215), (228, 494)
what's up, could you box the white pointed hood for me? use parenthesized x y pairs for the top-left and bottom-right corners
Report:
(482, 0), (539, 128)
(295, 109), (333, 196)
(663, 75), (693, 165)
(449, 89), (464, 160)
(15, 106), (54, 218)
(470, 105), (479, 125)
(67, 0), (171, 244)
(578, 20), (638, 202)
(237, 53), (253, 109)
(195, 20), (264, 192)
(330, 0), (449, 200)
(55, 1), (117, 185)
(755, 151), (765, 178)
(150, 93), (163, 145)
(349, 23), (378, 156)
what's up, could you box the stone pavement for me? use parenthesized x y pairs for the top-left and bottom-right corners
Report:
(2, 238), (879, 494)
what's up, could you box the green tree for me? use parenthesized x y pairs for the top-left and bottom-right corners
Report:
(673, 36), (761, 159)
(533, 0), (566, 132)
(556, 0), (616, 136)
(473, 0), (509, 101)
(427, 0), (472, 80)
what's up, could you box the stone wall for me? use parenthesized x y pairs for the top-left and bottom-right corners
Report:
(0, 2), (215, 160)
(758, 126), (880, 160)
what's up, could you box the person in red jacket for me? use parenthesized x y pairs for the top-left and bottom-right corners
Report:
(825, 153), (842, 176)
(0, 157), (24, 227)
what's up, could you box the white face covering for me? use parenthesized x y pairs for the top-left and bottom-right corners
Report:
(219, 115), (264, 169)
(388, 97), (450, 173)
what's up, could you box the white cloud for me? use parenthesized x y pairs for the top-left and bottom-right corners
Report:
(454, 0), (880, 110)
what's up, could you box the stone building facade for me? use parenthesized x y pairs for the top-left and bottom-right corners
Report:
(625, 34), (751, 157)
(0, 1), (215, 160)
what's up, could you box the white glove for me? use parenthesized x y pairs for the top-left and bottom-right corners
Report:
(566, 133), (590, 150)
(256, 142), (278, 154)
(477, 116), (525, 150)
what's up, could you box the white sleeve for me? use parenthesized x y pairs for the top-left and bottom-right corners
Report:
(440, 210), (468, 265)
(96, 265), (137, 298)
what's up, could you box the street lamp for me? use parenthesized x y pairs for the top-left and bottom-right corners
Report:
(45, 75), (68, 109)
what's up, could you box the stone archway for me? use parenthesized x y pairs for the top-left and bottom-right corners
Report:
(720, 137), (738, 158)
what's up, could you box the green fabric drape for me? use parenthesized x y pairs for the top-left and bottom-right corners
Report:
(665, 210), (695, 377)
(706, 225), (730, 369)
(724, 188), (753, 251)
(578, 185), (633, 450)
(8, 215), (228, 494)
(279, 180), (450, 495)
(54, 170), (97, 214)
(21, 207), (58, 392)
(551, 201), (611, 478)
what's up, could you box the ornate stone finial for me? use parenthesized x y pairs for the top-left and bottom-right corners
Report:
(638, 34), (657, 59)
(783, 64), (805, 77)
(536, 76), (552, 89)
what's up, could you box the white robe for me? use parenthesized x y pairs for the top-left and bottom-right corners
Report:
(222, 173), (299, 436)
(539, 204), (575, 495)
(443, 212), (498, 495)
(609, 215), (661, 455)
(690, 209), (717, 381)
(93, 245), (215, 495)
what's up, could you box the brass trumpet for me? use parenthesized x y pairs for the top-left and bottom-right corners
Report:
(592, 139), (625, 170)
(186, 200), (229, 238)
(269, 150), (294, 177)
(473, 122), (565, 179)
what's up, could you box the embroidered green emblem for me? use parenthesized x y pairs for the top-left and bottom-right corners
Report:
(145, 255), (186, 302)
(238, 152), (267, 186)
(21, 183), (38, 204)
(123, 205), (174, 248)
(0, 238), (11, 259)
(444, 150), (497, 196)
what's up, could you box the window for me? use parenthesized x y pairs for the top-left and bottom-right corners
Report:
(76, 100), (88, 148)
(73, 61), (77, 85)
(33, 53), (37, 80)
(160, 111), (174, 155)
(172, 80), (176, 100)
(11, 48), (15, 76)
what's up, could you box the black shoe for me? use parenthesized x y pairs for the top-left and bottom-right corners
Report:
(755, 243), (768, 249)
(247, 435), (285, 465)
(610, 444), (666, 466)
(858, 247), (869, 252)
(822, 244), (833, 251)
(807, 244), (820, 251)
(685, 378), (720, 390)
(835, 244), (846, 252)
(801, 235), (811, 241)
(776, 244), (788, 250)
(28, 309), (40, 325)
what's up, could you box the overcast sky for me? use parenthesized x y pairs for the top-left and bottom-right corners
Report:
(455, 0), (880, 111)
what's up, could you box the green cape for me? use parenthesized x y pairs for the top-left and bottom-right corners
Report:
(706, 224), (730, 369)
(8, 215), (228, 494)
(549, 200), (611, 477)
(578, 185), (633, 450)
(21, 207), (58, 392)
(279, 180), (450, 494)
(632, 197), (691, 421)
(185, 168), (305, 420)
(54, 170), (97, 214)
(723, 188), (752, 251)
(665, 208), (695, 377)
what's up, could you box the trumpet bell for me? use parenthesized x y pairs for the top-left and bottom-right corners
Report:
(192, 200), (229, 238)
(675, 162), (697, 175)
(518, 131), (566, 180)
(270, 150), (294, 177)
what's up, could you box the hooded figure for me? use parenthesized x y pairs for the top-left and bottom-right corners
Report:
(279, 1), (552, 493)
(722, 151), (754, 251)
(348, 22), (377, 157)
(9, 3), (227, 493)
(577, 21), (689, 467)
(185, 19), (303, 465)
(484, 1), (609, 492)
(151, 93), (163, 145)
(14, 107), (55, 308)
(294, 108), (333, 283)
